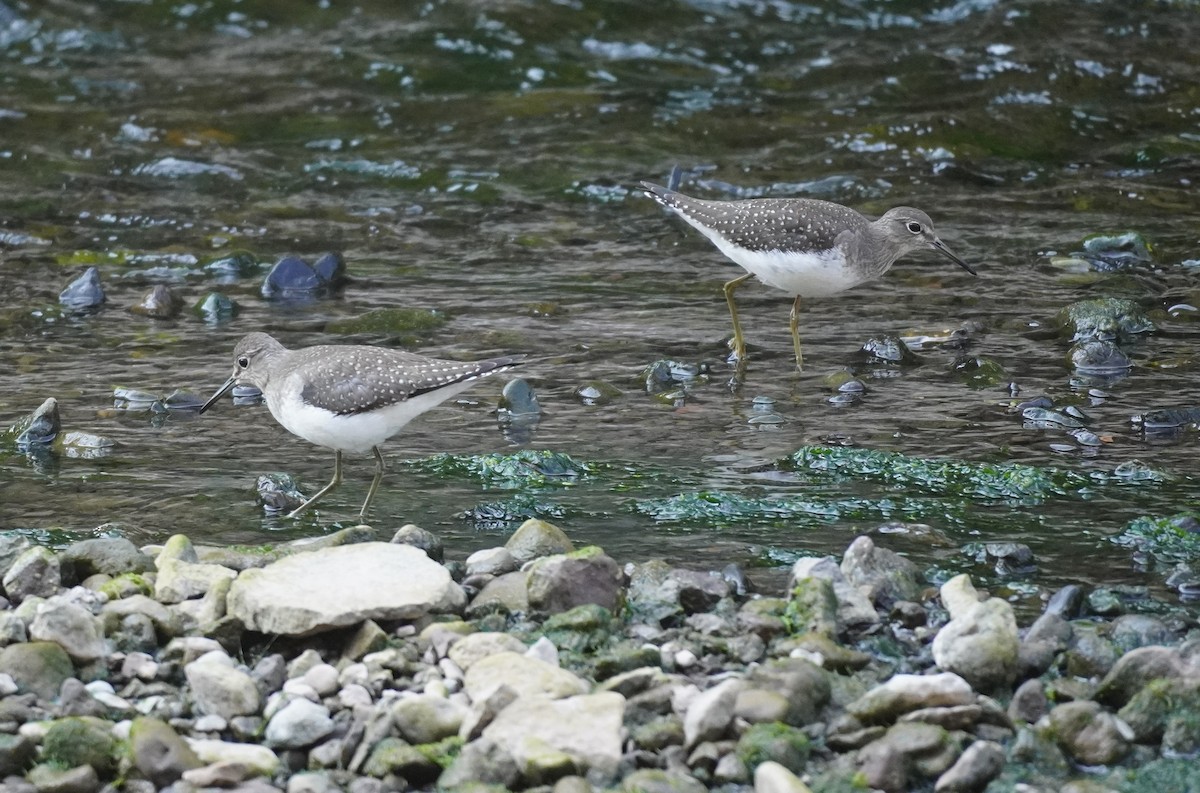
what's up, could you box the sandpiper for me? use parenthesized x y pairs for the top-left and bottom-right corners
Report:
(199, 332), (522, 520)
(642, 178), (976, 369)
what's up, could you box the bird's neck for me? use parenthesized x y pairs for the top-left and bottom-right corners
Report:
(845, 223), (900, 276)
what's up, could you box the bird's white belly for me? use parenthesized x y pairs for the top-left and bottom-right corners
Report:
(715, 240), (864, 297)
(267, 378), (482, 454)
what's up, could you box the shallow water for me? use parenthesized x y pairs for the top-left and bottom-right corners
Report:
(2, 0), (1199, 609)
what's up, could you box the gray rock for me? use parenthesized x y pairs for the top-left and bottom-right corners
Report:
(228, 543), (466, 635)
(300, 663), (339, 697)
(898, 704), (982, 731)
(841, 535), (922, 606)
(484, 692), (625, 784)
(466, 570), (530, 618)
(459, 682), (518, 742)
(447, 632), (528, 671)
(438, 736), (519, 788)
(1064, 627), (1118, 679)
(185, 651), (261, 719)
(847, 672), (974, 725)
(59, 266), (105, 310)
(785, 575), (838, 638)
(670, 569), (730, 614)
(931, 575), (1018, 692)
(527, 548), (623, 615)
(619, 769), (707, 793)
(0, 641), (73, 699)
(790, 556), (878, 630)
(101, 595), (180, 642)
(0, 534), (34, 579)
(465, 547), (517, 577)
(463, 651), (588, 701)
(743, 658), (830, 727)
(154, 558), (236, 604)
(2, 546), (60, 602)
(859, 722), (959, 793)
(26, 762), (100, 793)
(391, 693), (466, 744)
(1095, 646), (1194, 707)
(753, 761), (814, 793)
(1049, 700), (1131, 766)
(287, 772), (345, 793)
(60, 538), (154, 583)
(1109, 615), (1175, 653)
(265, 698), (335, 749)
(0, 612), (26, 647)
(934, 739), (1004, 792)
(505, 518), (575, 565)
(187, 738), (280, 776)
(391, 524), (444, 563)
(1008, 679), (1048, 724)
(129, 717), (203, 787)
(0, 734), (35, 776)
(683, 678), (742, 748)
(1023, 611), (1072, 648)
(29, 599), (104, 663)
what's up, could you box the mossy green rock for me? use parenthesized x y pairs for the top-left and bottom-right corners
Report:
(43, 717), (118, 776)
(0, 733), (35, 776)
(1111, 512), (1200, 563)
(1054, 297), (1156, 342)
(326, 307), (446, 335)
(784, 577), (838, 638)
(0, 641), (73, 698)
(128, 717), (203, 786)
(736, 723), (811, 774)
(98, 572), (153, 600)
(363, 736), (440, 782)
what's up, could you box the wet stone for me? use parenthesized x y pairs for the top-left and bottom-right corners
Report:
(575, 381), (622, 405)
(59, 267), (106, 311)
(261, 253), (345, 299)
(857, 335), (920, 365)
(6, 397), (60, 448)
(194, 292), (239, 323)
(129, 284), (184, 318)
(962, 542), (1036, 575)
(255, 474), (306, 514)
(1070, 340), (1131, 375)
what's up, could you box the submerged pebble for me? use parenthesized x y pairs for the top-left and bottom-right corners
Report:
(857, 335), (920, 364)
(194, 292), (239, 323)
(256, 473), (306, 514)
(1070, 340), (1132, 375)
(260, 253), (346, 299)
(129, 284), (184, 319)
(58, 267), (106, 311)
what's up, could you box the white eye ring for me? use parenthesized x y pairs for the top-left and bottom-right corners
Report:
(905, 221), (922, 234)
(237, 356), (250, 369)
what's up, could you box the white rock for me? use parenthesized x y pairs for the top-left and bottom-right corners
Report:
(525, 636), (559, 666)
(185, 651), (261, 720)
(447, 632), (528, 671)
(932, 575), (1019, 691)
(338, 684), (372, 709)
(265, 698), (335, 749)
(187, 738), (281, 776)
(755, 760), (814, 793)
(194, 714), (228, 733)
(29, 598), (105, 662)
(439, 657), (465, 682)
(675, 648), (698, 669)
(684, 678), (743, 748)
(464, 651), (589, 702)
(155, 558), (237, 604)
(847, 672), (975, 723)
(122, 652), (160, 681)
(465, 547), (517, 577)
(483, 692), (625, 781)
(228, 543), (466, 635)
(0, 673), (18, 696)
(338, 663), (368, 688)
(302, 664), (340, 697)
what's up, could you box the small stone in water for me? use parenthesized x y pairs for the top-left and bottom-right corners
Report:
(261, 253), (346, 299)
(1070, 340), (1131, 375)
(129, 284), (184, 319)
(498, 379), (541, 417)
(7, 397), (60, 447)
(575, 381), (621, 405)
(857, 335), (919, 364)
(256, 474), (306, 514)
(194, 292), (238, 323)
(59, 266), (106, 311)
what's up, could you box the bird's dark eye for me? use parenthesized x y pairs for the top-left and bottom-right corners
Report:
(905, 221), (922, 234)
(237, 356), (249, 369)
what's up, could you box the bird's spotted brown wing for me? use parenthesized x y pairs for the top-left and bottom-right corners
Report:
(294, 346), (522, 416)
(642, 183), (868, 254)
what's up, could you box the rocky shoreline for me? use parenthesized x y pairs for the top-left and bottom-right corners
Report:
(0, 520), (1196, 793)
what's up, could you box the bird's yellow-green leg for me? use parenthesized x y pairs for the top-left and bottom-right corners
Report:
(723, 273), (753, 363)
(289, 449), (343, 518)
(359, 446), (386, 521)
(789, 295), (804, 371)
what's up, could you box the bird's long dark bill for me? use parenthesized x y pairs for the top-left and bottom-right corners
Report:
(932, 238), (977, 276)
(199, 376), (237, 414)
